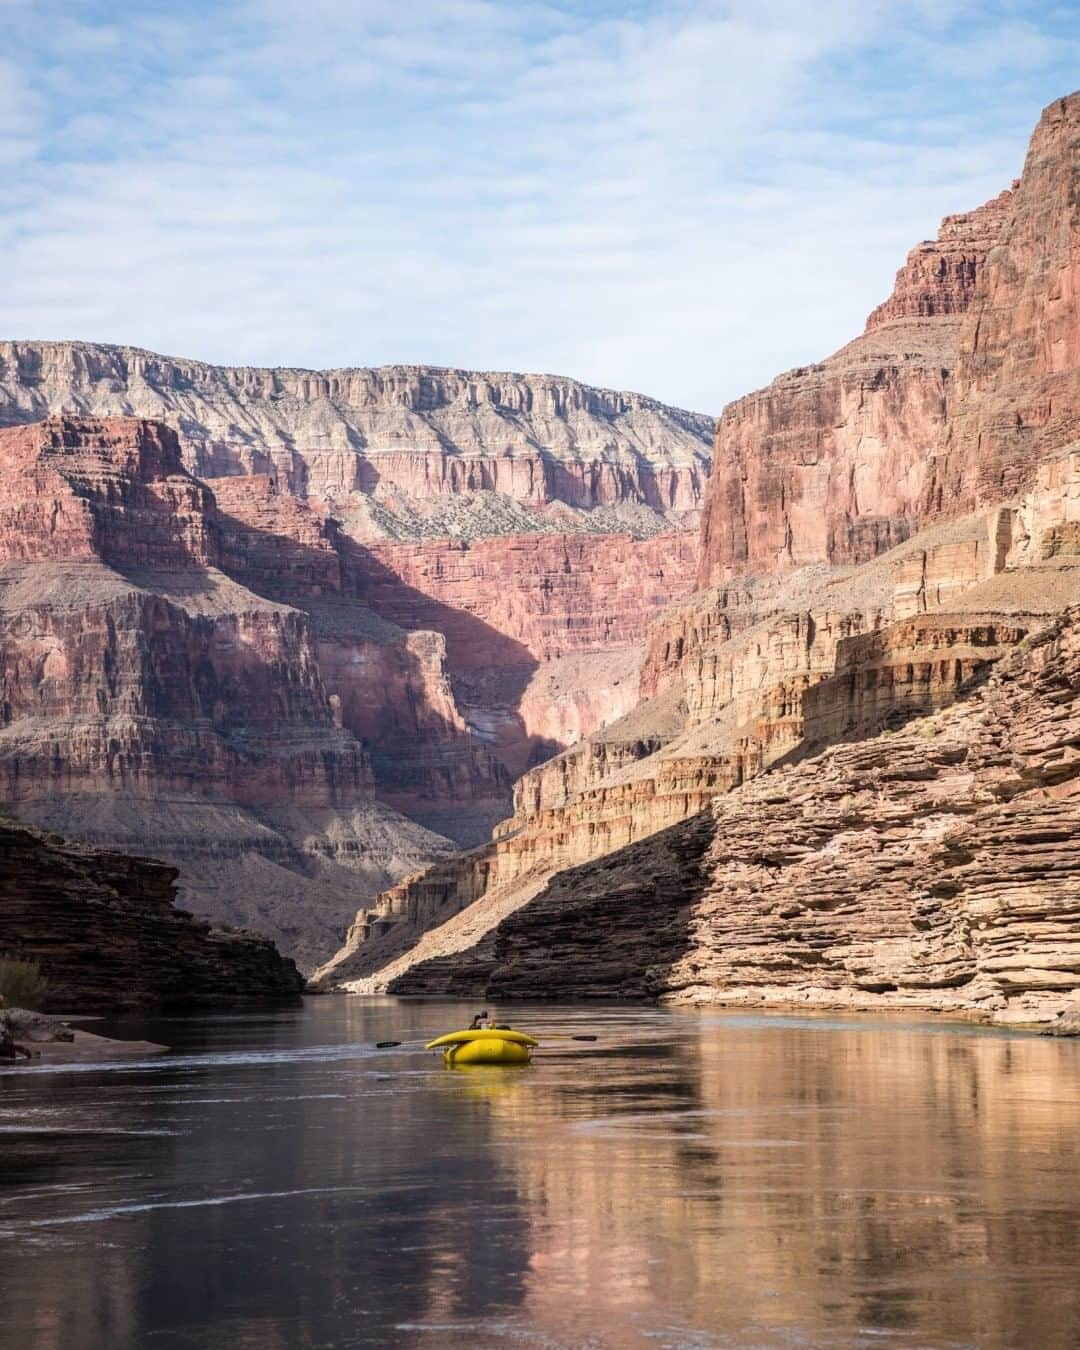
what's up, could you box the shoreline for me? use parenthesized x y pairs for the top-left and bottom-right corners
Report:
(2, 1009), (169, 1064)
(323, 988), (1080, 1037)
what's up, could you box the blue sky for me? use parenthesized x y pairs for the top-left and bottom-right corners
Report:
(1, 1), (1077, 412)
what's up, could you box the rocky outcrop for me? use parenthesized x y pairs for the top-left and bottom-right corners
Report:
(0, 417), (698, 964)
(0, 345), (714, 537)
(322, 500), (1075, 993)
(865, 188), (1017, 330)
(439, 608), (1080, 1031)
(925, 94), (1080, 517)
(206, 465), (699, 821)
(0, 816), (303, 1013)
(696, 93), (1077, 591)
(349, 530), (699, 774)
(696, 185), (1022, 589)
(0, 418), (458, 968)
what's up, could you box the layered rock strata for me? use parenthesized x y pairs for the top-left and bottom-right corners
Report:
(0, 817), (303, 1013)
(865, 187), (1017, 330)
(0, 417), (457, 967)
(322, 93), (1080, 1005)
(407, 608), (1080, 1032)
(697, 187), (1018, 589)
(924, 95), (1080, 517)
(0, 416), (699, 966)
(349, 531), (698, 775)
(206, 468), (699, 820)
(0, 346), (714, 538)
(319, 509), (1070, 992)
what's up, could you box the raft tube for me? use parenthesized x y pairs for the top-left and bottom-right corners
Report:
(425, 1028), (539, 1067)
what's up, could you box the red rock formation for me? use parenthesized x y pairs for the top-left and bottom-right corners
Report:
(349, 530), (699, 773)
(925, 94), (1080, 515)
(0, 417), (456, 968)
(696, 186), (1019, 589)
(206, 466), (698, 820)
(865, 187), (1017, 329)
(321, 94), (1080, 1002)
(0, 415), (698, 965)
(453, 608), (1080, 1032)
(355, 532), (698, 665)
(0, 416), (217, 568)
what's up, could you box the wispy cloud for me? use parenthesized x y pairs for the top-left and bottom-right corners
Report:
(1, 0), (1077, 411)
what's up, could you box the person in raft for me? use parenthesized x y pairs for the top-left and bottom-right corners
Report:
(469, 1011), (491, 1029)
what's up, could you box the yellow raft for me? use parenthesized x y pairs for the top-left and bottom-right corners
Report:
(425, 1028), (539, 1068)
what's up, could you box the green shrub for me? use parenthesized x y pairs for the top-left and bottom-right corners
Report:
(0, 956), (48, 1011)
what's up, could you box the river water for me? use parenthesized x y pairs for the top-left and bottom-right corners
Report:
(2, 999), (1079, 1349)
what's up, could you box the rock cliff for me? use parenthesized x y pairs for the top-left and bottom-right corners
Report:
(0, 346), (713, 538)
(0, 416), (699, 965)
(0, 816), (303, 1013)
(320, 93), (1080, 1025)
(402, 607), (1080, 1033)
(865, 187), (1017, 330)
(349, 530), (698, 776)
(0, 417), (459, 968)
(924, 95), (1080, 517)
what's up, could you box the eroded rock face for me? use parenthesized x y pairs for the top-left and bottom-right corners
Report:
(0, 816), (303, 1013)
(697, 185), (1021, 589)
(0, 416), (700, 962)
(349, 531), (699, 775)
(925, 94), (1080, 516)
(460, 608), (1080, 1031)
(323, 93), (1080, 1008)
(0, 346), (714, 537)
(865, 188), (1017, 330)
(0, 418), (459, 967)
(696, 92), (1079, 592)
(322, 499), (1078, 994)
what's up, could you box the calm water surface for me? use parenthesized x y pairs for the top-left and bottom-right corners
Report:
(1, 999), (1079, 1349)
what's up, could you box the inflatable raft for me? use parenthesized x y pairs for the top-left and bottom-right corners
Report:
(426, 1028), (539, 1067)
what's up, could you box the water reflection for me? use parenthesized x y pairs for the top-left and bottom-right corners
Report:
(1, 1002), (1078, 1348)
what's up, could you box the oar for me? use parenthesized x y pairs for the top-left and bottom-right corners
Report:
(374, 1033), (598, 1048)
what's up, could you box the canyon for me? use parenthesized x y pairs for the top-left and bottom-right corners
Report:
(0, 369), (711, 974)
(3, 91), (1078, 1027)
(0, 350), (713, 539)
(314, 92), (1080, 1030)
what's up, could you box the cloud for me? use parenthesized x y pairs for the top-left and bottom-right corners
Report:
(2, 1), (1077, 412)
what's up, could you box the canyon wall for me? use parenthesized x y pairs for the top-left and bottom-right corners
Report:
(317, 504), (1071, 993)
(0, 816), (304, 1013)
(0, 417), (458, 968)
(0, 416), (699, 965)
(924, 95), (1080, 517)
(0, 346), (713, 538)
(697, 187), (1016, 589)
(428, 606), (1080, 1033)
(349, 530), (698, 775)
(320, 93), (1080, 1020)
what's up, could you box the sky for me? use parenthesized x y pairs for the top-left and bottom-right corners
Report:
(1, 1), (1077, 414)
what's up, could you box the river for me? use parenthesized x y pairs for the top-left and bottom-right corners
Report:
(2, 999), (1078, 1348)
